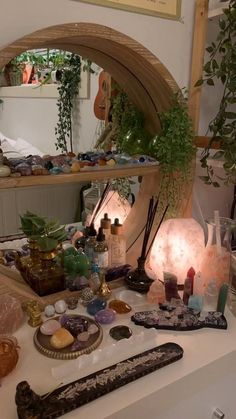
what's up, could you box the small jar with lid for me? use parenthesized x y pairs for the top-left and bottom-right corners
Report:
(100, 213), (111, 241)
(109, 218), (126, 267)
(94, 227), (109, 269)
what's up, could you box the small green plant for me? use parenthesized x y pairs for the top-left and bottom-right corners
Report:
(20, 211), (67, 252)
(196, 0), (236, 186)
(20, 211), (46, 240)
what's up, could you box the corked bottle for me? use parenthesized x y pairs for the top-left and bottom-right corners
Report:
(109, 218), (126, 267)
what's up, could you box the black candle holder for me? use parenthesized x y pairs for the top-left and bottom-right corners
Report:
(125, 257), (153, 293)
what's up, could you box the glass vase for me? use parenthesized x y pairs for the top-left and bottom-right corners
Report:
(200, 217), (234, 293)
(228, 251), (236, 316)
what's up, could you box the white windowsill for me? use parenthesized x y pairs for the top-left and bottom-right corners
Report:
(0, 70), (90, 99)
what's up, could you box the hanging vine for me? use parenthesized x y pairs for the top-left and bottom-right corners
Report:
(55, 54), (81, 153)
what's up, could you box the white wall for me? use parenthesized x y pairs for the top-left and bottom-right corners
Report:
(0, 72), (100, 155)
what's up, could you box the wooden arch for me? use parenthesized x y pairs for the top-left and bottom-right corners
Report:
(0, 23), (191, 267)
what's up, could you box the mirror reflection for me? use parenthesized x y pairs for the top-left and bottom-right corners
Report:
(0, 49), (142, 237)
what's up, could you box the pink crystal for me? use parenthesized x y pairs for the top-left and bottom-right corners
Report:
(77, 331), (90, 342)
(40, 319), (61, 336)
(0, 295), (24, 334)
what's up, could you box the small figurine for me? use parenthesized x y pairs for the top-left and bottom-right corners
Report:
(25, 301), (42, 327)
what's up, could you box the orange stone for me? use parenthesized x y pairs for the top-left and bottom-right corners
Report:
(108, 299), (132, 314)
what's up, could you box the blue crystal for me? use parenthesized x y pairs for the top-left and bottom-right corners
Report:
(87, 298), (107, 316)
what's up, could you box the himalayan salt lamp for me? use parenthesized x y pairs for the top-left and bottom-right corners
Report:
(146, 218), (205, 285)
(147, 280), (165, 304)
(94, 191), (131, 231)
(0, 295), (24, 334)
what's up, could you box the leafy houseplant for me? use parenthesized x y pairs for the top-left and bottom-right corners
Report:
(149, 92), (195, 212)
(20, 211), (67, 252)
(55, 53), (81, 153)
(196, 0), (236, 186)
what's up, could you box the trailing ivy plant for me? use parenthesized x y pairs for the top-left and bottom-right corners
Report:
(55, 53), (81, 153)
(149, 92), (195, 213)
(196, 0), (236, 186)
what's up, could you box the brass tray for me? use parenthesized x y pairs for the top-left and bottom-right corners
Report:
(33, 315), (103, 360)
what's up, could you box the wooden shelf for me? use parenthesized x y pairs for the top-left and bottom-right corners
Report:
(0, 163), (159, 189)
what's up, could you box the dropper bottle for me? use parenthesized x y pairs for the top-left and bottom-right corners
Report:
(84, 223), (97, 263)
(100, 213), (111, 241)
(110, 218), (126, 267)
(94, 227), (109, 269)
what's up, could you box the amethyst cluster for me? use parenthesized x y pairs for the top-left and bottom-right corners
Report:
(60, 315), (89, 336)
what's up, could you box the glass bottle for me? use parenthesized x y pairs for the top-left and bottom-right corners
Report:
(94, 227), (109, 269)
(200, 217), (234, 291)
(228, 251), (236, 316)
(109, 218), (126, 267)
(100, 213), (111, 241)
(89, 262), (101, 292)
(84, 223), (97, 263)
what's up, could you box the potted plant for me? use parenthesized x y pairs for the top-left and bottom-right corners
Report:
(196, 0), (236, 186)
(19, 211), (67, 296)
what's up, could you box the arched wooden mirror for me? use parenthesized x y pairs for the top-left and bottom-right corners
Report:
(0, 23), (191, 266)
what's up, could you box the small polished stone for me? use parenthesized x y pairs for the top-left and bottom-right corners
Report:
(87, 324), (99, 334)
(50, 328), (74, 349)
(95, 308), (116, 324)
(44, 305), (55, 317)
(77, 331), (90, 342)
(87, 298), (107, 316)
(66, 297), (78, 310)
(109, 325), (132, 341)
(54, 300), (67, 314)
(108, 299), (132, 314)
(40, 319), (61, 336)
(71, 340), (83, 352)
(71, 161), (80, 173)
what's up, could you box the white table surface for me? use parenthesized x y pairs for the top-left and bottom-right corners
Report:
(1, 288), (236, 419)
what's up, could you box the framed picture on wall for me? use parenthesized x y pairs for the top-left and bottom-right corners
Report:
(72, 0), (182, 20)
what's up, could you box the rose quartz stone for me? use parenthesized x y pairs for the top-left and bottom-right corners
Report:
(147, 280), (165, 304)
(40, 319), (61, 336)
(0, 295), (24, 334)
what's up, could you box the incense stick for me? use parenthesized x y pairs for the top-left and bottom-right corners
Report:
(90, 181), (111, 225)
(146, 204), (169, 257)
